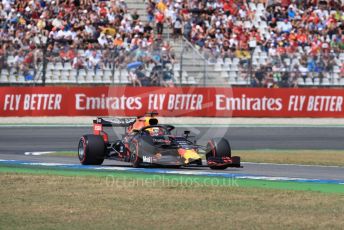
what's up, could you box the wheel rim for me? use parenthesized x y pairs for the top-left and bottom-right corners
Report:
(130, 144), (137, 163)
(78, 140), (85, 160)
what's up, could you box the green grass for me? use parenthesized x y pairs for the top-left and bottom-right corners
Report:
(237, 149), (344, 166)
(0, 172), (343, 230)
(0, 164), (343, 194)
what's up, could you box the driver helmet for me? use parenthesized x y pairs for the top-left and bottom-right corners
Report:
(148, 127), (164, 136)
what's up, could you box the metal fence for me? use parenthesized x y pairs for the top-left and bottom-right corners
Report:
(178, 38), (210, 86)
(0, 39), (343, 87)
(179, 42), (344, 87)
(0, 40), (186, 87)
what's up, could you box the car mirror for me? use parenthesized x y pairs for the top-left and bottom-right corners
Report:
(184, 130), (190, 138)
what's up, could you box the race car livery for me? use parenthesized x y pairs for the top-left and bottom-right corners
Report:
(78, 112), (241, 169)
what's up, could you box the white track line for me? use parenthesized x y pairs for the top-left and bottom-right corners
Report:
(24, 151), (56, 156)
(1, 159), (343, 184)
(243, 162), (343, 168)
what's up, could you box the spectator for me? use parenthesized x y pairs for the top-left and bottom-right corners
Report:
(128, 68), (142, 87)
(12, 50), (25, 72)
(59, 45), (76, 66)
(272, 62), (282, 82)
(87, 51), (102, 74)
(113, 34), (124, 49)
(97, 33), (109, 48)
(72, 53), (85, 70)
(0, 43), (8, 70)
(150, 64), (163, 86)
(298, 61), (309, 81)
(131, 9), (140, 24)
(136, 66), (150, 86)
(173, 17), (182, 40)
(253, 66), (266, 87)
(280, 72), (291, 88)
(307, 57), (317, 73)
(146, 1), (155, 23)
(117, 0), (128, 12)
(102, 49), (112, 69)
(155, 10), (165, 36)
(183, 19), (192, 39)
(221, 39), (234, 59)
(264, 73), (275, 88)
(161, 64), (174, 87)
(156, 0), (167, 13)
(22, 48), (35, 72)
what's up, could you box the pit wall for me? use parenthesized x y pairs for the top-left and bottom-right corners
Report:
(0, 86), (343, 117)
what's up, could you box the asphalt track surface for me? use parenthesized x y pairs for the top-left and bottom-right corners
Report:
(0, 126), (344, 181)
(1, 126), (344, 153)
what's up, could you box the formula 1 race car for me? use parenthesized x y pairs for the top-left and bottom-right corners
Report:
(78, 112), (241, 170)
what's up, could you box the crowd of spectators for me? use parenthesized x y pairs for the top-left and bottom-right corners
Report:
(259, 0), (343, 87)
(247, 53), (339, 87)
(0, 0), (176, 86)
(146, 0), (343, 87)
(149, 0), (343, 56)
(0, 0), (343, 87)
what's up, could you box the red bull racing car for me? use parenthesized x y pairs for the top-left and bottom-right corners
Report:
(78, 112), (241, 170)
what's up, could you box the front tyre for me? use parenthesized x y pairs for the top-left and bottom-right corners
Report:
(206, 138), (231, 170)
(78, 135), (105, 165)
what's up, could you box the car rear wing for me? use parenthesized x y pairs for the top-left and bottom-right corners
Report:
(137, 111), (159, 118)
(92, 117), (136, 140)
(93, 117), (136, 127)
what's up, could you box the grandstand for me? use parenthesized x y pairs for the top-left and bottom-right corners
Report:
(0, 0), (343, 87)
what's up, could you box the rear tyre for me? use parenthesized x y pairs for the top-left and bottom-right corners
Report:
(78, 135), (105, 165)
(206, 138), (231, 170)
